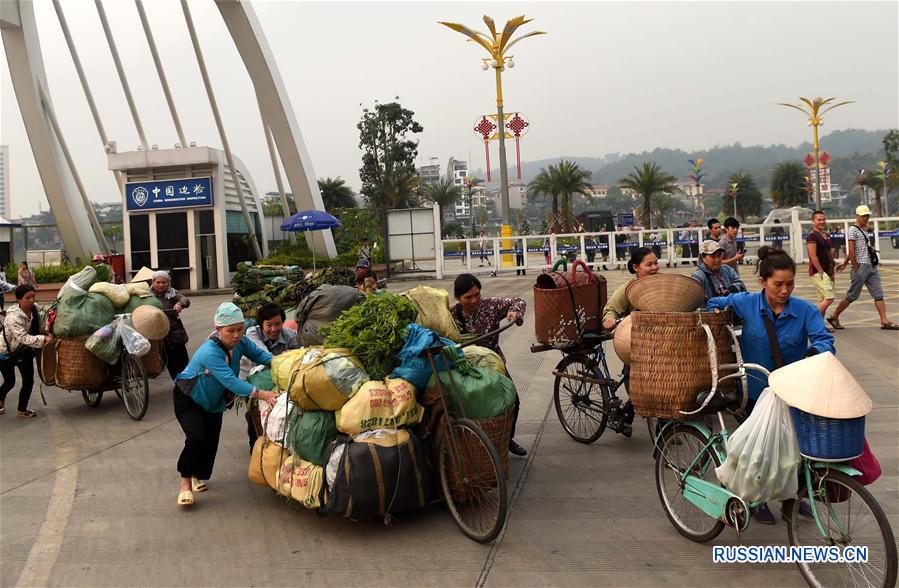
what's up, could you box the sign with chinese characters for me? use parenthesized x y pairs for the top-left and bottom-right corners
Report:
(125, 177), (213, 211)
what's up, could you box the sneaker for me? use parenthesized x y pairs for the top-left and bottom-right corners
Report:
(509, 440), (528, 456)
(755, 503), (776, 525)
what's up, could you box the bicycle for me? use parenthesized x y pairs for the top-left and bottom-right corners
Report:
(420, 318), (522, 543)
(654, 346), (897, 587)
(532, 323), (634, 444)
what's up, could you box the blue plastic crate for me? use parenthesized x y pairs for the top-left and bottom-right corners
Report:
(789, 408), (865, 461)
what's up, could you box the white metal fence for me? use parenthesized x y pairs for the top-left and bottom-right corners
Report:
(436, 214), (899, 279)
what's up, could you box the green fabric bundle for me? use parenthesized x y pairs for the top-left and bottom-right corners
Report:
(427, 357), (517, 420)
(122, 294), (164, 313)
(288, 410), (339, 466)
(248, 367), (275, 392)
(53, 292), (116, 337)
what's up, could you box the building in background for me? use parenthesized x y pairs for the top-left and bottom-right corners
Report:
(447, 157), (469, 219)
(0, 145), (10, 218)
(418, 157), (441, 186)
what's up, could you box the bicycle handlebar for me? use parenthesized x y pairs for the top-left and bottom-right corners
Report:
(458, 317), (523, 350)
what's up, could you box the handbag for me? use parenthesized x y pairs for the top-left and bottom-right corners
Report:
(849, 438), (881, 486)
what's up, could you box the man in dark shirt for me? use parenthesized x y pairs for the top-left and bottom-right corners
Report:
(806, 210), (835, 323)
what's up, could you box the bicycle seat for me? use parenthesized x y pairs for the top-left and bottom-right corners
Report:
(694, 388), (740, 413)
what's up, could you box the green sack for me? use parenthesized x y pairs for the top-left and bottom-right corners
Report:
(288, 410), (338, 466)
(427, 357), (517, 420)
(122, 294), (164, 313)
(53, 292), (116, 337)
(248, 367), (275, 392)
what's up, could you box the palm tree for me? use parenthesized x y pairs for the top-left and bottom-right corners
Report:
(618, 162), (678, 228)
(528, 167), (559, 228)
(650, 193), (687, 228)
(551, 160), (593, 232)
(770, 161), (810, 207)
(721, 171), (764, 220)
(377, 167), (420, 209)
(422, 178), (461, 230)
(318, 177), (357, 210)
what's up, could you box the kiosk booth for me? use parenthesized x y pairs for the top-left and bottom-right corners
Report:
(109, 146), (269, 290)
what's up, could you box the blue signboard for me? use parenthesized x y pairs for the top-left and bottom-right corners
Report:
(125, 177), (213, 211)
(617, 212), (635, 227)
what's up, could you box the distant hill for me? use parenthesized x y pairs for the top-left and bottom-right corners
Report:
(474, 128), (890, 192)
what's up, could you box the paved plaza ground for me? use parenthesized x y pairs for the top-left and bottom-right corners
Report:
(1, 265), (896, 587)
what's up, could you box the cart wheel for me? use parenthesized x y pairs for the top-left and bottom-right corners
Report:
(121, 353), (149, 420)
(439, 417), (508, 543)
(81, 390), (103, 408)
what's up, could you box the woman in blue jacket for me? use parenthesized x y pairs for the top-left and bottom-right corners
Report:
(707, 246), (834, 524)
(173, 303), (280, 506)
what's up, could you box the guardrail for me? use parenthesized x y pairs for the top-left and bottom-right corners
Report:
(436, 215), (899, 278)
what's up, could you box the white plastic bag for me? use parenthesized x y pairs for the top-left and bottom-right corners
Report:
(120, 317), (151, 357)
(715, 388), (800, 503)
(86, 316), (124, 364)
(263, 393), (295, 447)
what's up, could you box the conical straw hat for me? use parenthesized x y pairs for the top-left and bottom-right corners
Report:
(625, 274), (704, 312)
(131, 266), (155, 283)
(613, 314), (632, 365)
(769, 352), (871, 418)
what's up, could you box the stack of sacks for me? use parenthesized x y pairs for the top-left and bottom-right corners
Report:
(52, 267), (116, 337)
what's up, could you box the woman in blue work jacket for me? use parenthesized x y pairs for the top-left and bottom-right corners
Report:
(173, 303), (280, 507)
(707, 246), (834, 524)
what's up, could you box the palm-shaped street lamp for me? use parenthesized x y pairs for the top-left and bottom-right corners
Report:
(730, 182), (739, 220)
(777, 96), (853, 209)
(440, 15), (545, 231)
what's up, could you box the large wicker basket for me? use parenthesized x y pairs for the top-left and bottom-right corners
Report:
(436, 411), (512, 502)
(629, 311), (735, 419)
(142, 340), (163, 378)
(55, 336), (107, 390)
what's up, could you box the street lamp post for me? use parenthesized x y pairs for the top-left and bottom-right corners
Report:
(688, 158), (704, 220)
(440, 15), (545, 237)
(778, 96), (853, 210)
(730, 182), (739, 220)
(878, 161), (891, 217)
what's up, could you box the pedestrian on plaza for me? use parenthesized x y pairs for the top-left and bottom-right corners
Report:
(0, 284), (52, 418)
(770, 219), (786, 250)
(584, 233), (598, 270)
(358, 237), (372, 264)
(478, 230), (492, 267)
(17, 261), (36, 288)
(707, 247), (834, 524)
(516, 221), (529, 276)
(173, 303), (279, 507)
(543, 232), (553, 267)
(830, 223), (845, 259)
(599, 225), (610, 270)
(691, 240), (746, 301)
(707, 218), (722, 242)
(602, 247), (660, 330)
(357, 270), (380, 296)
(689, 221), (701, 260)
(239, 302), (299, 450)
(827, 205), (899, 331)
(719, 217), (744, 274)
(678, 225), (691, 265)
(805, 211), (836, 324)
(0, 269), (12, 312)
(150, 270), (191, 380)
(451, 274), (528, 457)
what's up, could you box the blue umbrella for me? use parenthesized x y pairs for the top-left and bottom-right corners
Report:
(280, 210), (341, 269)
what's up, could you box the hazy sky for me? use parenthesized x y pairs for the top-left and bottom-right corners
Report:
(2, 0), (897, 217)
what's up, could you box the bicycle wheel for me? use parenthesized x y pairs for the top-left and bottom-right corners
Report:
(553, 354), (610, 444)
(121, 353), (149, 421)
(786, 469), (897, 588)
(439, 417), (508, 543)
(81, 390), (103, 408)
(655, 425), (725, 542)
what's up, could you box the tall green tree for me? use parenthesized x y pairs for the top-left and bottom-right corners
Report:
(357, 101), (423, 208)
(617, 162), (678, 228)
(528, 167), (559, 227)
(422, 178), (461, 231)
(770, 161), (810, 207)
(551, 160), (593, 232)
(721, 171), (764, 220)
(884, 129), (899, 165)
(317, 177), (357, 210)
(376, 167), (420, 209)
(650, 193), (687, 228)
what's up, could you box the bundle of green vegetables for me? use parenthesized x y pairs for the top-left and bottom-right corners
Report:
(230, 262), (302, 296)
(234, 265), (358, 317)
(320, 292), (415, 380)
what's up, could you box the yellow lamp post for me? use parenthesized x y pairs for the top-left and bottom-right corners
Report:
(777, 96), (853, 210)
(440, 16), (545, 262)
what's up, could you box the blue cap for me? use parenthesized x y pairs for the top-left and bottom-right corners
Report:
(214, 302), (245, 327)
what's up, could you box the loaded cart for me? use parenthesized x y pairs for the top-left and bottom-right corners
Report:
(38, 333), (165, 421)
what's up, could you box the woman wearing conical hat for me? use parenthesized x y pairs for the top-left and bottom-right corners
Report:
(707, 246), (834, 524)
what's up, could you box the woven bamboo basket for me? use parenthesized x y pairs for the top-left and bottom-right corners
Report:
(437, 411), (512, 503)
(142, 340), (163, 378)
(629, 311), (735, 419)
(55, 336), (107, 390)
